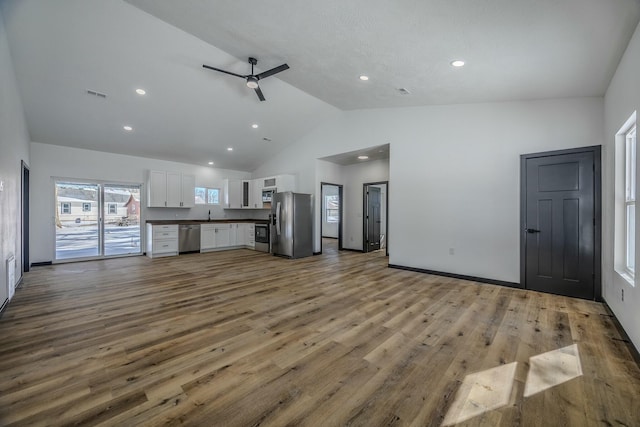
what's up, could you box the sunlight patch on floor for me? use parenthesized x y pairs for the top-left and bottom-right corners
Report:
(442, 362), (517, 426)
(442, 344), (582, 425)
(523, 343), (582, 397)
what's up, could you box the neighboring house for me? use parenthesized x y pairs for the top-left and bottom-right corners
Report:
(57, 196), (99, 225)
(123, 194), (140, 224)
(56, 187), (136, 226)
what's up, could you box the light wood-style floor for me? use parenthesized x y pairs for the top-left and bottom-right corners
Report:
(0, 248), (638, 426)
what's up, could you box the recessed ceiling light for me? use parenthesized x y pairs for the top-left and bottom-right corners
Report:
(135, 88), (146, 95)
(359, 75), (369, 81)
(123, 125), (133, 131)
(451, 60), (465, 67)
(358, 155), (369, 160)
(227, 147), (233, 151)
(251, 124), (259, 129)
(208, 161), (214, 165)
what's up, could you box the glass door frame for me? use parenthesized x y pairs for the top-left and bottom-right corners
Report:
(53, 177), (143, 263)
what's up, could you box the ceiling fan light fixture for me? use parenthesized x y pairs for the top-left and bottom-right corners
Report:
(246, 77), (259, 89)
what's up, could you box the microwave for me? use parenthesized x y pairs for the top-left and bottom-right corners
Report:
(262, 188), (276, 202)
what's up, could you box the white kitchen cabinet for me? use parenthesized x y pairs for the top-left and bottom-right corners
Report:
(247, 223), (255, 249)
(235, 223), (247, 246)
(241, 180), (252, 208)
(146, 224), (179, 258)
(228, 223), (238, 246)
(147, 170), (195, 208)
(223, 179), (242, 209)
(214, 224), (231, 248)
(148, 170), (168, 207)
(259, 174), (296, 192)
(181, 174), (196, 208)
(166, 171), (182, 207)
(200, 224), (216, 252)
(251, 179), (263, 209)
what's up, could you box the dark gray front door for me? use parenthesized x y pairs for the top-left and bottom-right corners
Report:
(366, 186), (381, 252)
(523, 150), (596, 299)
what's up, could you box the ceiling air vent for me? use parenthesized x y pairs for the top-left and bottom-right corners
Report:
(86, 89), (107, 99)
(262, 137), (272, 142)
(397, 88), (411, 95)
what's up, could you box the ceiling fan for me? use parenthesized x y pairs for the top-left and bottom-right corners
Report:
(202, 57), (289, 102)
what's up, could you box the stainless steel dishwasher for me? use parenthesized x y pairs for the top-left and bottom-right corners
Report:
(178, 224), (201, 253)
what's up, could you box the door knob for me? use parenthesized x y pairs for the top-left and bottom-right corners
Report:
(525, 228), (541, 233)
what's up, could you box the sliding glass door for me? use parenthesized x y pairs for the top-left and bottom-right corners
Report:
(104, 184), (141, 256)
(54, 180), (142, 261)
(55, 181), (100, 260)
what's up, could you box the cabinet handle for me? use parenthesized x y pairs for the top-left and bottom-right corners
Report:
(165, 201), (167, 206)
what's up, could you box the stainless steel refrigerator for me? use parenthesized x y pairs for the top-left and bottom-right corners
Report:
(270, 192), (313, 259)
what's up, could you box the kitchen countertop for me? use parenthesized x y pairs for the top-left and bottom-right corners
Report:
(146, 219), (269, 225)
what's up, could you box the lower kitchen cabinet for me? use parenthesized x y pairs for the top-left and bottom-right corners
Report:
(199, 223), (257, 252)
(146, 224), (179, 258)
(200, 224), (216, 251)
(147, 222), (260, 256)
(247, 223), (255, 249)
(215, 224), (231, 248)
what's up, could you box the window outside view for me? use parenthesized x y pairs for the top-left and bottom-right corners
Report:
(55, 182), (142, 260)
(325, 195), (339, 223)
(195, 187), (220, 204)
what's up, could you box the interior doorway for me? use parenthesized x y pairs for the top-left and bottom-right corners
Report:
(21, 161), (30, 276)
(363, 181), (388, 255)
(320, 183), (343, 254)
(520, 146), (601, 300)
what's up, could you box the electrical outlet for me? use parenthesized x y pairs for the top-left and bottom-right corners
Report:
(622, 288), (624, 302)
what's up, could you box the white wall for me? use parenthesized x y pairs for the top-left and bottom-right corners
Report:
(0, 8), (30, 306)
(30, 142), (255, 263)
(603, 21), (640, 351)
(254, 97), (604, 279)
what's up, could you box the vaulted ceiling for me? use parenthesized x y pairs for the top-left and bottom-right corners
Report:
(2, 0), (639, 170)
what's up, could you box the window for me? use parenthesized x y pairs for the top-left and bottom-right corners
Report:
(625, 124), (637, 276)
(195, 187), (220, 205)
(195, 187), (206, 204)
(82, 202), (91, 212)
(108, 203), (117, 214)
(207, 188), (220, 204)
(325, 195), (339, 223)
(617, 112), (637, 283)
(61, 202), (71, 214)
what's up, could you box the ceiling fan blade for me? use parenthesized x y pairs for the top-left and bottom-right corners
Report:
(202, 64), (246, 79)
(255, 63), (289, 80)
(254, 86), (266, 102)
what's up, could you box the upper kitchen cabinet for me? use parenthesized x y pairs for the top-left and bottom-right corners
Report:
(147, 170), (195, 208)
(223, 179), (243, 209)
(260, 174), (296, 192)
(241, 180), (251, 208)
(224, 174), (296, 209)
(251, 178), (263, 209)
